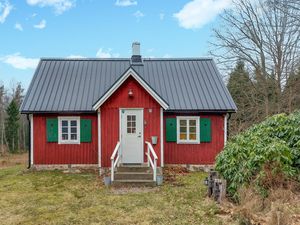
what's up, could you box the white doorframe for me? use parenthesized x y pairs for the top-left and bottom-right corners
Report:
(119, 108), (144, 164)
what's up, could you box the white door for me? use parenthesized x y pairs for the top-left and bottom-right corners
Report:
(120, 109), (143, 164)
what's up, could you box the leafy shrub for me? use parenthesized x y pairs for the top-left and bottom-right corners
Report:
(216, 112), (300, 200)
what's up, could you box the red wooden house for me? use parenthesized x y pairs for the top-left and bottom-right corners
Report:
(21, 42), (236, 184)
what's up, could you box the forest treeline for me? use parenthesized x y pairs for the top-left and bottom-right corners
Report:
(0, 83), (28, 154)
(211, 0), (300, 136)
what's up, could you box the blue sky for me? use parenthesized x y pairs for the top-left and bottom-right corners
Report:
(0, 0), (231, 90)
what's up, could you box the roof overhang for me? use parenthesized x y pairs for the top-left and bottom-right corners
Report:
(92, 67), (169, 110)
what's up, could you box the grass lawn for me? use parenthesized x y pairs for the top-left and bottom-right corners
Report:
(0, 163), (229, 225)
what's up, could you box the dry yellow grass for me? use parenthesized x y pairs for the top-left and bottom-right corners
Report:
(0, 160), (228, 225)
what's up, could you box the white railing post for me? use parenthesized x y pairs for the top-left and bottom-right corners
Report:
(110, 142), (121, 183)
(154, 158), (157, 182)
(147, 145), (150, 167)
(145, 141), (158, 182)
(111, 159), (114, 181)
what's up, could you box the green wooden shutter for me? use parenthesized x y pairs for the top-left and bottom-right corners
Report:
(80, 119), (92, 142)
(46, 118), (58, 142)
(166, 118), (177, 142)
(200, 118), (211, 142)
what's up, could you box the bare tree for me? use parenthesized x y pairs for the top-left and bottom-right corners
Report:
(210, 0), (300, 116)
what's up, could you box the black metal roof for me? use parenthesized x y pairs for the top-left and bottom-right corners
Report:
(20, 58), (237, 113)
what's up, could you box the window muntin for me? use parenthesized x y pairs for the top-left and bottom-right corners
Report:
(177, 117), (200, 143)
(58, 117), (80, 144)
(127, 115), (136, 134)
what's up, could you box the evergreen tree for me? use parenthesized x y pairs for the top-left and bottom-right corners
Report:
(227, 61), (255, 135)
(284, 68), (300, 112)
(5, 100), (20, 153)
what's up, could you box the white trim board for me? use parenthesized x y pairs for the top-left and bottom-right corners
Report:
(92, 68), (169, 110)
(97, 110), (101, 171)
(224, 114), (228, 146)
(160, 107), (164, 167)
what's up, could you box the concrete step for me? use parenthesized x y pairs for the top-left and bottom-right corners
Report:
(112, 179), (156, 187)
(117, 166), (150, 173)
(114, 172), (153, 180)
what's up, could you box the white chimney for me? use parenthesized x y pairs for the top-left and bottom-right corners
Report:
(132, 42), (140, 56)
(131, 42), (142, 64)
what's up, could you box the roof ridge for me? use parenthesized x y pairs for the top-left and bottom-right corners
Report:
(40, 58), (130, 61)
(40, 57), (213, 61)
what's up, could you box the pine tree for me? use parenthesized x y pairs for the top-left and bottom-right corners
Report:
(227, 61), (255, 135)
(5, 100), (20, 153)
(284, 68), (300, 112)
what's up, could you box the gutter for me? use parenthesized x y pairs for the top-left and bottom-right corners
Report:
(227, 113), (232, 140)
(27, 114), (31, 169)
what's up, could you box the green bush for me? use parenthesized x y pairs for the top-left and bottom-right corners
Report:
(216, 112), (300, 200)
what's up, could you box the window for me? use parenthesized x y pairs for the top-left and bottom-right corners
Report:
(127, 115), (136, 134)
(177, 117), (200, 143)
(58, 117), (80, 144)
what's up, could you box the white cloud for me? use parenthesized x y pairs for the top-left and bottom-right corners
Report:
(14, 23), (23, 31)
(159, 13), (165, 20)
(133, 10), (144, 21)
(26, 0), (75, 14)
(34, 19), (46, 29)
(96, 48), (120, 58)
(174, 0), (231, 29)
(147, 48), (154, 53)
(115, 0), (137, 7)
(0, 53), (39, 70)
(163, 54), (172, 58)
(0, 1), (13, 24)
(67, 55), (86, 59)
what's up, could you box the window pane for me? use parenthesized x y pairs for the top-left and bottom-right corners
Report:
(180, 127), (187, 133)
(189, 126), (196, 133)
(71, 134), (77, 140)
(127, 128), (131, 133)
(71, 127), (77, 133)
(189, 120), (196, 126)
(127, 121), (132, 127)
(180, 120), (187, 126)
(132, 122), (136, 127)
(180, 133), (187, 140)
(189, 133), (196, 140)
(132, 128), (136, 133)
(62, 134), (68, 140)
(127, 115), (131, 121)
(62, 120), (68, 126)
(62, 127), (68, 133)
(70, 120), (77, 126)
(132, 115), (136, 121)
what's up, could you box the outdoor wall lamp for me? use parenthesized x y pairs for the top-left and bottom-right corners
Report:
(128, 89), (134, 97)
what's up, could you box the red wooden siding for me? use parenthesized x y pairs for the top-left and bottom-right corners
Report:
(100, 76), (161, 167)
(164, 114), (225, 165)
(33, 114), (98, 164)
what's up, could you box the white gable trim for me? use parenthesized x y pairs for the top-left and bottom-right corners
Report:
(92, 68), (169, 110)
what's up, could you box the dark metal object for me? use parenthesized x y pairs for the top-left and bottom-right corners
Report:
(27, 114), (31, 169)
(205, 170), (218, 197)
(205, 170), (225, 203)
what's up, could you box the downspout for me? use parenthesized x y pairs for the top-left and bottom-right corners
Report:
(27, 114), (31, 169)
(227, 113), (232, 141)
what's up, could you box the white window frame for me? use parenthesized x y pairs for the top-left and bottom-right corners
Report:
(176, 116), (200, 144)
(58, 116), (80, 144)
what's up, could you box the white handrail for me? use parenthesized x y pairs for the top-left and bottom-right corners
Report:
(145, 141), (158, 182)
(111, 142), (121, 181)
